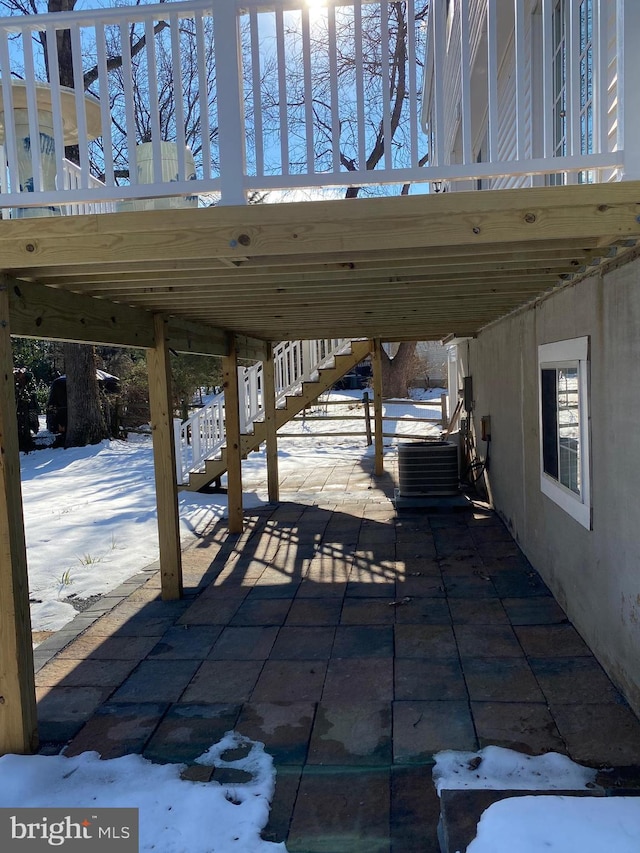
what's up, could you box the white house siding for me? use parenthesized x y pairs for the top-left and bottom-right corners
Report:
(459, 253), (640, 716)
(440, 0), (538, 190)
(442, 1), (463, 161)
(490, 0), (536, 189)
(425, 0), (620, 186)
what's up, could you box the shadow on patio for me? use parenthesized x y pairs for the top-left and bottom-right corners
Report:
(32, 457), (640, 852)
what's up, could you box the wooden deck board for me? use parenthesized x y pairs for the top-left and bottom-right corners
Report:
(1, 182), (639, 343)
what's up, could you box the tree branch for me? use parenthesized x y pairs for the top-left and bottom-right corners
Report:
(83, 20), (169, 90)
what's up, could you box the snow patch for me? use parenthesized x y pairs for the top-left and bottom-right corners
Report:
(433, 746), (597, 794)
(0, 733), (286, 853)
(466, 795), (640, 853)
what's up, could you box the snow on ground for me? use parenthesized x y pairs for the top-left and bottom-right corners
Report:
(16, 392), (640, 851)
(465, 796), (640, 853)
(432, 746), (598, 793)
(23, 389), (443, 633)
(0, 732), (285, 853)
(434, 747), (640, 853)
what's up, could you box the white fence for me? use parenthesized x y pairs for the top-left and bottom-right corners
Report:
(0, 0), (632, 213)
(174, 338), (351, 484)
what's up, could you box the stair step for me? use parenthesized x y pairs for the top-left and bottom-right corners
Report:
(184, 338), (371, 491)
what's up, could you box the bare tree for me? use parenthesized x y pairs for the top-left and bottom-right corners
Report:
(258, 1), (429, 395)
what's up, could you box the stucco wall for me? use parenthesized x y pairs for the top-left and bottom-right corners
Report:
(463, 256), (640, 714)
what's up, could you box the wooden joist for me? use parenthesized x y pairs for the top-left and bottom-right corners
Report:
(1, 181), (639, 345)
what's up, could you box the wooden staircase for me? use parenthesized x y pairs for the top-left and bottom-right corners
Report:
(184, 339), (372, 492)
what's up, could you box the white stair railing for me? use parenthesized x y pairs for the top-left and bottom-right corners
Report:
(175, 338), (353, 484)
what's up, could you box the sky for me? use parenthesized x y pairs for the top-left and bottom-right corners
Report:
(12, 389), (640, 850)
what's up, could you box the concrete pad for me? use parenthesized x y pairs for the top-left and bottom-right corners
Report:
(176, 593), (247, 626)
(443, 575), (499, 599)
(146, 625), (223, 660)
(229, 598), (293, 627)
(529, 657), (627, 704)
(340, 599), (397, 626)
(501, 597), (569, 625)
(56, 634), (159, 661)
(285, 599), (344, 626)
(308, 702), (391, 765)
(515, 624), (593, 657)
(287, 766), (390, 853)
(393, 597), (452, 625)
(261, 765), (303, 844)
(471, 701), (566, 755)
(461, 657), (545, 703)
(207, 626), (279, 660)
(394, 624), (458, 658)
(252, 661), (328, 703)
(111, 659), (201, 703)
(550, 703), (640, 765)
(491, 572), (553, 598)
(333, 626), (394, 658)
(454, 624), (524, 659)
(394, 575), (446, 598)
(179, 660), (264, 704)
(322, 658), (393, 702)
(144, 703), (241, 764)
(448, 598), (510, 625)
(35, 657), (137, 688)
(65, 701), (169, 759)
(236, 703), (315, 765)
(270, 627), (336, 660)
(395, 658), (468, 701)
(393, 701), (477, 762)
(391, 765), (442, 853)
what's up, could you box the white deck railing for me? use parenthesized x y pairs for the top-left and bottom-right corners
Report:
(422, 0), (629, 188)
(174, 338), (351, 485)
(0, 0), (633, 214)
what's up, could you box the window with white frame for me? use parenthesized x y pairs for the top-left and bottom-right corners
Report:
(538, 337), (591, 529)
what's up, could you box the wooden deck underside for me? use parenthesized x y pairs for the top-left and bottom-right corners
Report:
(2, 182), (640, 346)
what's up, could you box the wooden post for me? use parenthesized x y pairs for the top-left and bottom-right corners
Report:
(372, 339), (384, 476)
(262, 344), (279, 503)
(147, 314), (183, 600)
(363, 391), (373, 446)
(223, 335), (244, 533)
(441, 392), (449, 430)
(0, 280), (38, 754)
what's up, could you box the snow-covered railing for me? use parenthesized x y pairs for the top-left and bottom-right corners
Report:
(0, 0), (631, 215)
(175, 337), (352, 484)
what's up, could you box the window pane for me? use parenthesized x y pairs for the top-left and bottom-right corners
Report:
(557, 366), (580, 494)
(541, 368), (559, 479)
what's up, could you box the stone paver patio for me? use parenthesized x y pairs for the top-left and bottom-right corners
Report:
(33, 455), (640, 852)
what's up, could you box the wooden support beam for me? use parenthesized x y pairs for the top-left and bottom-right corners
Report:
(7, 275), (155, 348)
(147, 314), (183, 601)
(0, 282), (38, 755)
(262, 344), (279, 503)
(222, 335), (244, 534)
(372, 338), (384, 477)
(166, 319), (268, 361)
(0, 184), (638, 266)
(5, 274), (267, 360)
